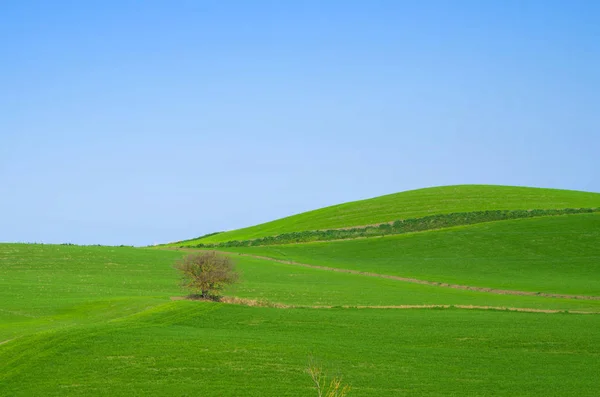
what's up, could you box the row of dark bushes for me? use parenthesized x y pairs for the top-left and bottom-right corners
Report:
(185, 207), (599, 248)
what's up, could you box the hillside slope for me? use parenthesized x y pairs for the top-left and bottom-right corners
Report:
(4, 234), (600, 395)
(179, 185), (600, 244)
(219, 213), (600, 296)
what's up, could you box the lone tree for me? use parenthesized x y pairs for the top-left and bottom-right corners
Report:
(174, 251), (239, 299)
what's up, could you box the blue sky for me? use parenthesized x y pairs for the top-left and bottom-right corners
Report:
(1, 0), (599, 245)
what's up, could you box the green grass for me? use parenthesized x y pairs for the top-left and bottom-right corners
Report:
(181, 185), (600, 244)
(4, 243), (598, 341)
(222, 255), (600, 311)
(2, 302), (600, 397)
(2, 192), (600, 397)
(177, 208), (600, 248)
(0, 244), (185, 339)
(220, 213), (600, 296)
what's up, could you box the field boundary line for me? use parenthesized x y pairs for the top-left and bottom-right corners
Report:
(171, 296), (600, 314)
(167, 208), (599, 247)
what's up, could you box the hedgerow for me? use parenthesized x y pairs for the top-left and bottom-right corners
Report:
(162, 231), (223, 246)
(185, 208), (599, 248)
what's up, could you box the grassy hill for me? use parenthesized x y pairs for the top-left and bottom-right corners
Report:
(220, 213), (600, 296)
(3, 184), (600, 396)
(176, 184), (600, 245)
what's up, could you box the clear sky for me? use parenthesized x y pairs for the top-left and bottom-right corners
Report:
(1, 0), (599, 246)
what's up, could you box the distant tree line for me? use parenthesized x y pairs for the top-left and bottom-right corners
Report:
(184, 207), (599, 248)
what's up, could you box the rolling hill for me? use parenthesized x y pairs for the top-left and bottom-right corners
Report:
(219, 213), (600, 296)
(3, 184), (600, 396)
(174, 184), (600, 245)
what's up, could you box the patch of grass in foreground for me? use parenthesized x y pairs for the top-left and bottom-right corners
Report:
(221, 213), (600, 296)
(2, 302), (600, 397)
(0, 244), (186, 339)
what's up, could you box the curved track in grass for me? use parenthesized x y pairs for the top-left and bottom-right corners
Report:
(169, 249), (600, 301)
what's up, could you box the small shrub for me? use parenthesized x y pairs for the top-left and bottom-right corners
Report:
(307, 361), (351, 397)
(174, 251), (239, 299)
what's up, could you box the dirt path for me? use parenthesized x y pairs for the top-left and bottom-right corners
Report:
(168, 248), (600, 301)
(171, 296), (600, 314)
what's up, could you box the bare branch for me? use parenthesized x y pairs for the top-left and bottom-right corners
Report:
(174, 251), (239, 299)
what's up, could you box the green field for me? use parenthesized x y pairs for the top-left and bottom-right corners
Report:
(220, 255), (600, 312)
(179, 185), (600, 245)
(219, 214), (600, 296)
(2, 185), (600, 396)
(3, 301), (600, 397)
